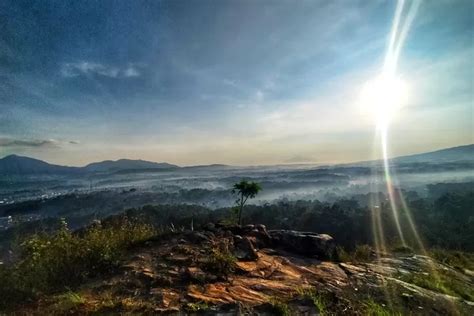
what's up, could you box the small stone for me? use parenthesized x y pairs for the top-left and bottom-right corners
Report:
(186, 267), (208, 282)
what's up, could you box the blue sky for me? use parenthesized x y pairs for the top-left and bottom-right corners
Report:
(0, 0), (472, 166)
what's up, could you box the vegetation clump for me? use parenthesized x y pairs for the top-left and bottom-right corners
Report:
(399, 269), (474, 301)
(362, 298), (397, 316)
(269, 297), (292, 316)
(0, 218), (155, 310)
(333, 244), (373, 263)
(296, 287), (329, 315)
(202, 240), (237, 279)
(185, 301), (210, 312)
(429, 248), (474, 272)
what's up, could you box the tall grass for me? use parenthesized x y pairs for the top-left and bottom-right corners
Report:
(0, 218), (155, 310)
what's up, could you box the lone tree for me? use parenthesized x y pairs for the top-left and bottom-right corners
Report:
(232, 180), (262, 225)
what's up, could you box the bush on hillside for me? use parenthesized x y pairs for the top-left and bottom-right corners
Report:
(0, 218), (155, 310)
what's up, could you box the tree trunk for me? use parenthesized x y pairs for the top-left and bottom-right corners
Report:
(238, 194), (244, 225)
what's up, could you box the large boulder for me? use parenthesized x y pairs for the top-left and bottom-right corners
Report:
(233, 235), (259, 260)
(269, 230), (336, 260)
(246, 224), (272, 248)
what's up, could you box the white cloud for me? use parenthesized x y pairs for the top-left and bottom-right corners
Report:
(123, 66), (141, 77)
(61, 62), (142, 79)
(0, 137), (79, 148)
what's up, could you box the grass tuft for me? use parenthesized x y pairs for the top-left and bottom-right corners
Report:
(202, 239), (236, 278)
(296, 287), (329, 315)
(362, 298), (397, 316)
(269, 298), (292, 316)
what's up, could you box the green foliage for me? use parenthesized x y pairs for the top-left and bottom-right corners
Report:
(353, 244), (373, 262)
(185, 301), (210, 312)
(51, 291), (86, 313)
(0, 218), (155, 310)
(400, 270), (474, 301)
(333, 245), (373, 262)
(296, 287), (328, 315)
(269, 298), (291, 316)
(362, 299), (395, 316)
(333, 246), (351, 262)
(390, 244), (414, 254)
(202, 240), (236, 278)
(221, 206), (240, 225)
(232, 180), (262, 225)
(429, 248), (474, 271)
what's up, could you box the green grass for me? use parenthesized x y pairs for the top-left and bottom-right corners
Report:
(0, 218), (155, 310)
(362, 298), (397, 316)
(202, 240), (236, 278)
(400, 270), (474, 301)
(185, 301), (210, 312)
(429, 248), (474, 271)
(51, 291), (86, 313)
(390, 244), (414, 255)
(269, 298), (292, 316)
(296, 287), (328, 315)
(333, 244), (373, 263)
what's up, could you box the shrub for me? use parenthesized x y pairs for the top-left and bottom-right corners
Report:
(332, 244), (373, 263)
(333, 246), (351, 262)
(0, 218), (155, 310)
(353, 244), (372, 262)
(429, 248), (474, 271)
(202, 240), (236, 278)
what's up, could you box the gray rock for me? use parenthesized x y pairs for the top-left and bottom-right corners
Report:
(186, 231), (209, 243)
(269, 230), (336, 259)
(203, 222), (216, 232)
(233, 235), (258, 260)
(247, 224), (272, 248)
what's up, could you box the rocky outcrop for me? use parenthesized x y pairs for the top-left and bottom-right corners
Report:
(269, 230), (336, 260)
(207, 224), (336, 260)
(15, 224), (474, 315)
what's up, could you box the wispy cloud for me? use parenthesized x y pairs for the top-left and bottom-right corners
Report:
(284, 155), (316, 164)
(60, 62), (143, 78)
(0, 138), (79, 148)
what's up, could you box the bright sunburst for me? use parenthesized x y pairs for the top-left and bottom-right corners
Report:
(360, 72), (408, 130)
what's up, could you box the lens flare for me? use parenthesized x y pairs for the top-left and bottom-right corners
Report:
(367, 1), (460, 313)
(363, 0), (423, 249)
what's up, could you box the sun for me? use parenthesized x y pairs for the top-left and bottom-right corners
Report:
(360, 72), (408, 130)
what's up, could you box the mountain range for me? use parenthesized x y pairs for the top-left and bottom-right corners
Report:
(0, 144), (472, 175)
(0, 156), (178, 175)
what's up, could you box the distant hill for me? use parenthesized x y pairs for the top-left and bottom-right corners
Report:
(0, 155), (79, 175)
(392, 144), (474, 163)
(1, 144), (472, 175)
(0, 155), (178, 175)
(182, 164), (231, 171)
(84, 159), (178, 173)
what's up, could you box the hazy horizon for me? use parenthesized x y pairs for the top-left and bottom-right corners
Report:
(1, 142), (472, 168)
(1, 0), (472, 166)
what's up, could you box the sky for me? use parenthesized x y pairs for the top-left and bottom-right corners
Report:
(0, 0), (472, 166)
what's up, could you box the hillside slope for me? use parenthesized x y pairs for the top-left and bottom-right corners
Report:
(0, 155), (178, 175)
(13, 224), (474, 315)
(0, 155), (79, 175)
(393, 144), (474, 163)
(84, 159), (178, 172)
